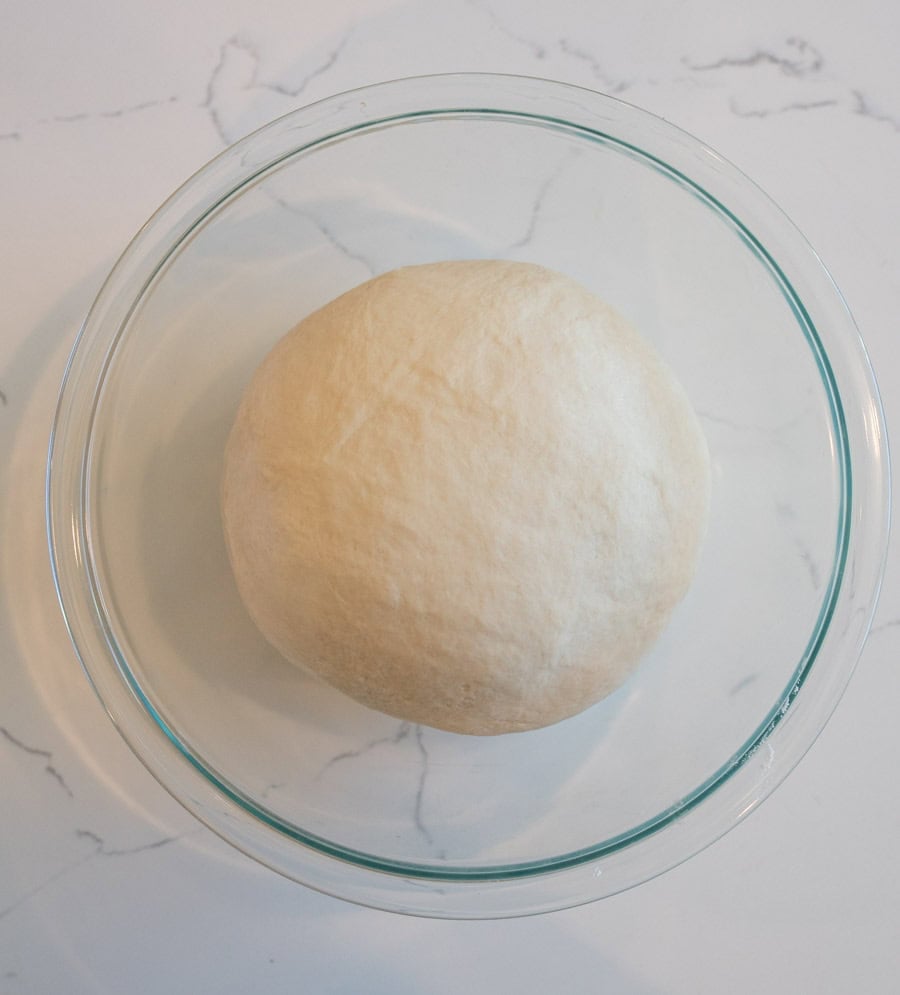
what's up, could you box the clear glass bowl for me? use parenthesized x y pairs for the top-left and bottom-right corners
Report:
(47, 74), (889, 918)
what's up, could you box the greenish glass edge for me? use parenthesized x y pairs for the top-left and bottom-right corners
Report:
(83, 105), (852, 884)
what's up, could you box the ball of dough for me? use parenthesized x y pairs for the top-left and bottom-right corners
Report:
(222, 260), (710, 735)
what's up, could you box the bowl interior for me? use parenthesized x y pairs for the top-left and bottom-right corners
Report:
(85, 107), (841, 872)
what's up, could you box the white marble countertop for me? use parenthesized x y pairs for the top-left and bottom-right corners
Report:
(2, 1), (899, 991)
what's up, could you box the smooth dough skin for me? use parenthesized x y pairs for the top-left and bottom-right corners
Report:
(222, 260), (710, 735)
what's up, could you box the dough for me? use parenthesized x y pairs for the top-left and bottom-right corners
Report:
(222, 260), (710, 735)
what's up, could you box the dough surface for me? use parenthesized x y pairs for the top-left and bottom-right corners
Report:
(222, 260), (710, 735)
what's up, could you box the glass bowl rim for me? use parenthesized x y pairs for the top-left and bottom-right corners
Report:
(46, 72), (891, 917)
